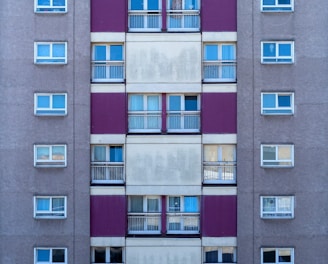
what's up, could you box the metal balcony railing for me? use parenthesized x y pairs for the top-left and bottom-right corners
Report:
(167, 213), (200, 234)
(167, 111), (200, 131)
(91, 61), (124, 82)
(167, 10), (200, 31)
(203, 162), (237, 184)
(91, 162), (124, 184)
(128, 111), (162, 132)
(203, 61), (237, 82)
(128, 213), (161, 234)
(128, 10), (162, 31)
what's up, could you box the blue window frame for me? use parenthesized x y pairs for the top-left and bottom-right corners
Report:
(34, 93), (67, 116)
(261, 0), (293, 12)
(261, 93), (294, 115)
(261, 41), (294, 63)
(35, 0), (67, 13)
(35, 42), (67, 64)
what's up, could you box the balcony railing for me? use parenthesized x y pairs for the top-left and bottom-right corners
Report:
(167, 111), (200, 132)
(167, 213), (200, 234)
(203, 162), (236, 184)
(203, 61), (237, 82)
(128, 10), (162, 31)
(128, 111), (162, 132)
(91, 162), (124, 184)
(128, 213), (161, 234)
(91, 61), (124, 82)
(167, 10), (200, 31)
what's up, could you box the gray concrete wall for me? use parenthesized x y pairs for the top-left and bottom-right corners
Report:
(0, 1), (90, 263)
(237, 0), (328, 263)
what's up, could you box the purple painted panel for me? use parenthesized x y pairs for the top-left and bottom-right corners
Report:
(91, 93), (126, 134)
(91, 0), (126, 32)
(201, 0), (237, 32)
(202, 93), (237, 134)
(201, 195), (237, 237)
(90, 195), (126, 237)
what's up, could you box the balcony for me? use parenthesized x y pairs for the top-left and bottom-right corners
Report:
(203, 61), (237, 82)
(91, 61), (124, 82)
(167, 10), (200, 31)
(167, 213), (200, 234)
(91, 162), (124, 184)
(128, 213), (161, 234)
(128, 10), (162, 31)
(128, 111), (162, 132)
(167, 111), (200, 132)
(203, 162), (236, 184)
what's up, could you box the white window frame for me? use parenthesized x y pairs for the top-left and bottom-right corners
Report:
(128, 196), (161, 213)
(91, 247), (124, 264)
(34, 93), (67, 116)
(34, 0), (67, 13)
(261, 0), (294, 12)
(34, 248), (67, 264)
(34, 144), (67, 167)
(261, 92), (294, 115)
(34, 196), (67, 219)
(203, 246), (237, 263)
(34, 42), (67, 64)
(261, 196), (294, 219)
(261, 41), (294, 64)
(261, 144), (294, 167)
(261, 247), (294, 264)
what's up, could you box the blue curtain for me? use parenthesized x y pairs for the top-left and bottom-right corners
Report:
(37, 198), (50, 211)
(184, 196), (198, 212)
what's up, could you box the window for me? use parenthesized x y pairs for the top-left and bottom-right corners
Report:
(261, 0), (293, 12)
(128, 196), (161, 234)
(167, 95), (200, 132)
(35, 0), (67, 13)
(203, 43), (236, 82)
(261, 196), (294, 219)
(261, 93), (294, 115)
(128, 94), (161, 132)
(35, 248), (67, 264)
(91, 44), (124, 82)
(34, 42), (67, 64)
(261, 144), (294, 167)
(167, 0), (200, 31)
(34, 93), (67, 116)
(91, 145), (124, 183)
(203, 145), (237, 184)
(167, 196), (200, 233)
(204, 247), (237, 263)
(129, 0), (162, 31)
(34, 144), (67, 167)
(91, 247), (123, 264)
(34, 196), (67, 219)
(261, 248), (294, 264)
(261, 41), (294, 63)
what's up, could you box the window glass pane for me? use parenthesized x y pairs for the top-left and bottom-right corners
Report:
(53, 44), (65, 57)
(37, 198), (50, 211)
(205, 250), (218, 263)
(130, 196), (143, 212)
(37, 249), (50, 261)
(185, 96), (197, 111)
(220, 145), (236, 162)
(204, 145), (218, 162)
(38, 44), (50, 56)
(94, 248), (106, 263)
(278, 95), (291, 107)
(53, 0), (65, 6)
(169, 197), (180, 211)
(148, 0), (159, 10)
(277, 197), (291, 212)
(52, 198), (64, 211)
(52, 146), (65, 160)
(110, 247), (123, 263)
(130, 95), (144, 111)
(279, 249), (291, 262)
(37, 96), (50, 108)
(93, 146), (106, 161)
(53, 95), (65, 109)
(52, 249), (65, 262)
(278, 0), (290, 4)
(222, 45), (235, 60)
(263, 0), (275, 5)
(263, 198), (276, 212)
(110, 146), (123, 162)
(263, 146), (276, 160)
(263, 43), (276, 57)
(278, 44), (291, 56)
(171, 0), (182, 10)
(37, 147), (50, 160)
(263, 94), (276, 108)
(147, 197), (159, 212)
(277, 146), (291, 160)
(263, 249), (276, 263)
(185, 0), (197, 9)
(94, 46), (107, 61)
(169, 96), (181, 111)
(131, 0), (144, 10)
(110, 45), (123, 61)
(205, 45), (218, 60)
(147, 96), (159, 111)
(184, 196), (198, 212)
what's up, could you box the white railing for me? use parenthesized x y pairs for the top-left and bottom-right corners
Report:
(128, 214), (161, 234)
(167, 213), (200, 233)
(203, 61), (237, 82)
(167, 10), (200, 31)
(129, 10), (162, 31)
(91, 162), (124, 183)
(91, 61), (124, 82)
(167, 111), (200, 131)
(203, 162), (237, 184)
(128, 112), (162, 131)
